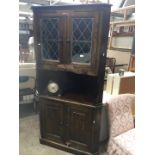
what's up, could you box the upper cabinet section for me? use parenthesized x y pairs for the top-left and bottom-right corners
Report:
(33, 4), (111, 76)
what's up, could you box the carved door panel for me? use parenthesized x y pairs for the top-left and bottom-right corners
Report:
(40, 98), (64, 144)
(66, 104), (93, 151)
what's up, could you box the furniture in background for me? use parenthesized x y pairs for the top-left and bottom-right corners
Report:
(106, 71), (135, 95)
(128, 33), (135, 72)
(19, 63), (37, 111)
(106, 94), (135, 155)
(104, 57), (116, 81)
(33, 4), (111, 155)
(108, 5), (135, 52)
(106, 57), (116, 73)
(128, 54), (135, 72)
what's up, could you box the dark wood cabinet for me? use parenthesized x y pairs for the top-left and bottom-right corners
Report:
(33, 4), (111, 155)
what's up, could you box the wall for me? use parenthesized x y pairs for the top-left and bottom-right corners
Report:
(112, 36), (133, 49)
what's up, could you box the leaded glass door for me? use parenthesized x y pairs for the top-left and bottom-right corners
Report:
(69, 12), (99, 67)
(35, 11), (100, 75)
(39, 15), (64, 63)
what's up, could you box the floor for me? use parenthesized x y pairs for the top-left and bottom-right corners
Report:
(19, 104), (108, 155)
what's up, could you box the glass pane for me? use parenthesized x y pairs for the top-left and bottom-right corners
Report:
(71, 18), (93, 63)
(40, 18), (60, 60)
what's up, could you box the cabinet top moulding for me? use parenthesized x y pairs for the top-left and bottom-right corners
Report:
(39, 94), (101, 108)
(32, 3), (111, 12)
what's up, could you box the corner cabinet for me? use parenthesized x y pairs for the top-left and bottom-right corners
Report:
(33, 4), (111, 155)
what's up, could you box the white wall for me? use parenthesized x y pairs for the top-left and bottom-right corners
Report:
(112, 36), (133, 49)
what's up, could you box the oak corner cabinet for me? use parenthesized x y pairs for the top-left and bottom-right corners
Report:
(33, 4), (111, 155)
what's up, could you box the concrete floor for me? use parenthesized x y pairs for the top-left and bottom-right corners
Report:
(19, 104), (108, 155)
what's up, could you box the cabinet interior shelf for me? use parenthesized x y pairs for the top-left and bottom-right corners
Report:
(40, 93), (96, 107)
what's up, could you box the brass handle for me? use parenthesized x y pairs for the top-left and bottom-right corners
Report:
(66, 141), (71, 146)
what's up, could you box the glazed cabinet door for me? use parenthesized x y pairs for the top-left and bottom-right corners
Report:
(40, 98), (64, 144)
(66, 104), (93, 152)
(67, 11), (100, 75)
(34, 13), (65, 65)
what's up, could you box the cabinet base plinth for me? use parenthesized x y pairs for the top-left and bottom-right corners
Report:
(40, 138), (99, 155)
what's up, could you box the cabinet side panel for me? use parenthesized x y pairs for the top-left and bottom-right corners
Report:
(96, 8), (111, 103)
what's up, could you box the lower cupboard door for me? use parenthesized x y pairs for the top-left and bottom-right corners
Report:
(67, 105), (93, 151)
(40, 98), (64, 144)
